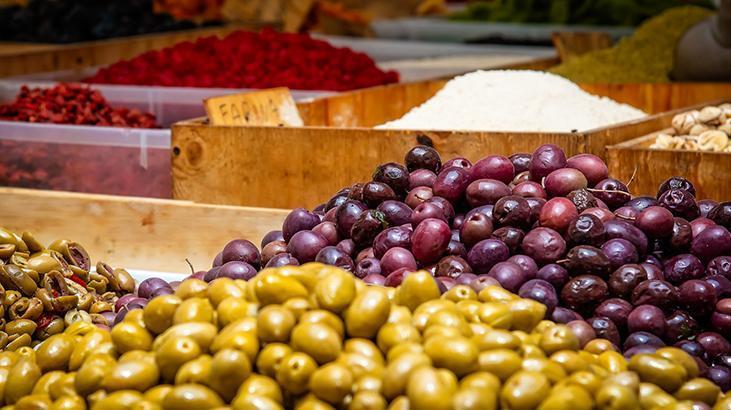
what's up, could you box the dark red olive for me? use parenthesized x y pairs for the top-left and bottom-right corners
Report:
(405, 186), (434, 209)
(446, 240), (468, 258)
(509, 153), (531, 174)
(658, 189), (699, 220)
(635, 206), (675, 238)
(282, 209), (321, 242)
(412, 218), (452, 265)
(335, 200), (368, 238)
(625, 331), (666, 351)
(561, 275), (608, 312)
(354, 258), (382, 279)
(536, 263), (569, 290)
(508, 255), (538, 279)
(351, 210), (388, 248)
(468, 275), (500, 294)
(362, 181), (398, 208)
(471, 155), (515, 184)
(434, 166), (471, 204)
(706, 275), (731, 299)
(261, 230), (284, 249)
(692, 225), (731, 263)
(587, 316), (621, 347)
(313, 222), (339, 246)
(512, 181), (547, 199)
(627, 305), (666, 337)
(221, 239), (261, 269)
(521, 227), (567, 265)
(697, 332), (731, 359)
(657, 176), (696, 198)
(566, 153), (608, 186)
(435, 255), (472, 278)
(405, 146), (442, 173)
(626, 196), (659, 212)
(601, 238), (639, 270)
(427, 196), (455, 222)
(265, 253), (299, 268)
(411, 202), (447, 228)
(608, 264), (647, 298)
(408, 169), (437, 190)
(566, 189), (598, 213)
(699, 199), (719, 218)
(315, 246), (355, 272)
(460, 213), (494, 248)
(518, 279), (558, 313)
(336, 239), (356, 257)
(381, 247), (417, 275)
(631, 280), (679, 311)
(467, 239), (510, 274)
(551, 307), (583, 324)
(666, 217), (693, 252)
(487, 261), (530, 293)
(529, 144), (567, 181)
(663, 254), (704, 284)
(679, 279), (718, 317)
(604, 219), (649, 256)
(592, 179), (630, 210)
(544, 168), (588, 198)
(567, 214), (605, 247)
(492, 195), (532, 229)
(287, 230), (328, 263)
(709, 202), (731, 230)
(708, 256), (731, 279)
(261, 241), (287, 266)
(564, 245), (612, 277)
(665, 310), (701, 342)
(373, 227), (412, 259)
(377, 201), (413, 227)
(594, 298), (633, 331)
(373, 162), (410, 195)
(465, 178), (511, 207)
(712, 299), (731, 337)
(539, 198), (578, 233)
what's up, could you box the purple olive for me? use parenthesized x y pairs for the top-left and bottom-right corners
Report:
(667, 217), (693, 252)
(470, 155), (515, 184)
(443, 157), (472, 170)
(465, 178), (511, 208)
(567, 189), (598, 214)
(405, 186), (433, 209)
(354, 258), (382, 279)
(363, 273), (387, 286)
(675, 340), (705, 359)
(377, 201), (412, 227)
(212, 252), (223, 268)
(262, 241), (287, 266)
(707, 365), (731, 392)
(137, 278), (170, 299)
(692, 225), (731, 263)
(631, 279), (679, 311)
(115, 294), (138, 311)
(433, 166), (471, 204)
(217, 261), (258, 281)
(566, 153), (608, 186)
(487, 261), (530, 293)
(467, 239), (510, 274)
(635, 206), (675, 238)
(587, 316), (620, 347)
(627, 304), (666, 337)
(261, 230), (284, 248)
(312, 222), (339, 246)
(492, 195), (532, 229)
(691, 217), (717, 238)
(539, 197), (578, 233)
(708, 256), (731, 279)
(601, 238), (639, 270)
(381, 247), (417, 275)
(356, 248), (375, 264)
(627, 196), (659, 212)
(608, 264), (648, 298)
(508, 255), (538, 279)
(446, 240), (468, 258)
(435, 255), (472, 278)
(604, 219), (649, 256)
(561, 275), (608, 312)
(282, 209), (320, 242)
(512, 181), (547, 199)
(657, 176), (696, 198)
(509, 153), (531, 174)
(455, 272), (478, 286)
(679, 279), (718, 317)
(384, 267), (413, 287)
(699, 199), (719, 217)
(373, 162), (410, 195)
(411, 218), (452, 265)
(460, 213), (494, 248)
(286, 230), (328, 263)
(411, 202), (447, 227)
(315, 246), (355, 271)
(592, 178), (631, 210)
(568, 214), (605, 247)
(529, 144), (567, 181)
(265, 253), (299, 268)
(408, 169), (438, 189)
(658, 189), (700, 220)
(567, 320), (596, 347)
(221, 239), (261, 269)
(624, 331), (666, 351)
(663, 254), (705, 284)
(468, 275), (500, 294)
(594, 298), (633, 331)
(427, 196), (455, 222)
(492, 227), (525, 254)
(551, 307), (582, 324)
(697, 332), (731, 359)
(351, 210), (388, 247)
(706, 275), (731, 299)
(712, 299), (731, 337)
(405, 145), (441, 173)
(373, 227), (412, 259)
(544, 168), (588, 198)
(518, 279), (558, 313)
(335, 200), (368, 238)
(536, 263), (569, 290)
(336, 239), (356, 257)
(564, 245), (612, 277)
(665, 310), (701, 342)
(521, 227), (567, 265)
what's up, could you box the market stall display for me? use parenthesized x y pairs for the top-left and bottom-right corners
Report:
(2, 263), (728, 409)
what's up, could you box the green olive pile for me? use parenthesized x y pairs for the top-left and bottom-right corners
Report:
(1, 263), (727, 410)
(0, 228), (135, 350)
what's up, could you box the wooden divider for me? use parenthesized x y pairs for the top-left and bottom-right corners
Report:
(0, 188), (288, 273)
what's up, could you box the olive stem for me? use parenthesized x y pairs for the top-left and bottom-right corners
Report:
(615, 214), (636, 221)
(625, 167), (638, 188)
(185, 258), (195, 276)
(586, 188), (632, 197)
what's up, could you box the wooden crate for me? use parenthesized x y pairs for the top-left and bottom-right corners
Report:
(607, 130), (731, 201)
(0, 26), (247, 78)
(0, 187), (288, 274)
(172, 79), (729, 209)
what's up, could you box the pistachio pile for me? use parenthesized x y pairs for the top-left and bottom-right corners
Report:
(651, 103), (731, 152)
(0, 228), (135, 350)
(6, 264), (728, 409)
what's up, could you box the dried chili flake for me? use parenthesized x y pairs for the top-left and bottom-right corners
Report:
(36, 313), (54, 330)
(69, 274), (87, 287)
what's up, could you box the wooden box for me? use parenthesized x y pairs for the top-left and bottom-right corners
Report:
(172, 78), (731, 209)
(0, 26), (247, 78)
(0, 187), (288, 274)
(607, 130), (731, 201)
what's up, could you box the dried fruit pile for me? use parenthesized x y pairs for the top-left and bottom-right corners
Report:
(0, 228), (136, 349)
(83, 30), (399, 91)
(8, 265), (730, 409)
(651, 103), (731, 152)
(201, 145), (731, 390)
(0, 84), (158, 128)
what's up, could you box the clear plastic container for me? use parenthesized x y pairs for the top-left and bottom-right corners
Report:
(0, 121), (172, 198)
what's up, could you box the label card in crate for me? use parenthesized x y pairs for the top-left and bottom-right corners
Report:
(204, 87), (304, 127)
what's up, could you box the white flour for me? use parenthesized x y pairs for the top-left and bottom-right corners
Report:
(377, 70), (647, 132)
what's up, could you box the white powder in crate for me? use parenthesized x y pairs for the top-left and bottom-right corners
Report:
(377, 70), (646, 132)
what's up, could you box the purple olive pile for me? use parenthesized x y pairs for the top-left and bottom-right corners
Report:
(202, 145), (731, 390)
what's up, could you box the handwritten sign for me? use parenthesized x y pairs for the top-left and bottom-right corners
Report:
(204, 87), (304, 127)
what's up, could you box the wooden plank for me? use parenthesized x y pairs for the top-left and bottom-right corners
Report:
(0, 26), (249, 78)
(580, 83), (731, 114)
(0, 188), (288, 273)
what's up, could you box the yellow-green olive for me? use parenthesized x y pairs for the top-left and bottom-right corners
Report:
(143, 295), (183, 336)
(344, 339), (384, 366)
(74, 353), (115, 396)
(276, 352), (317, 395)
(387, 305), (413, 325)
(639, 382), (677, 409)
(236, 375), (283, 404)
(4, 358), (42, 404)
(110, 322), (153, 353)
(36, 334), (74, 372)
(155, 336), (203, 382)
(550, 350), (590, 374)
(382, 352), (432, 399)
(343, 287), (390, 339)
(207, 278), (245, 308)
(537, 385), (593, 410)
(314, 268), (356, 313)
(174, 279), (208, 300)
(344, 391), (386, 410)
(231, 395), (283, 410)
(217, 298), (256, 328)
(386, 343), (424, 363)
(460, 371), (501, 393)
(0, 351), (19, 369)
(376, 323), (420, 353)
(453, 388), (497, 410)
(308, 362), (353, 405)
(172, 297), (215, 325)
(539, 324), (579, 354)
(208, 349), (252, 402)
(291, 323), (342, 364)
(89, 390), (143, 410)
(48, 371), (77, 401)
(597, 351), (628, 374)
(406, 366), (456, 410)
(256, 343), (292, 379)
(153, 323), (216, 353)
(162, 384), (224, 410)
(655, 347), (699, 379)
(143, 385), (173, 404)
(50, 394), (87, 410)
(595, 384), (638, 410)
(628, 354), (687, 393)
(5, 332), (31, 351)
(299, 310), (344, 340)
(396, 271), (441, 312)
(0, 367), (8, 406)
(15, 393), (52, 409)
(254, 272), (308, 306)
(294, 393), (335, 410)
(583, 339), (617, 355)
(210, 327), (259, 362)
(282, 298), (311, 320)
(477, 349), (522, 381)
(604, 371), (640, 392)
(68, 330), (112, 370)
(257, 305), (296, 343)
(478, 302), (512, 329)
(174, 355), (212, 385)
(443, 285), (478, 303)
(102, 358), (160, 392)
(500, 371), (551, 410)
(353, 375), (383, 394)
(674, 378), (721, 405)
(424, 335), (478, 377)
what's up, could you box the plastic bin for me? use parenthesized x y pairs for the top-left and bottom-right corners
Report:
(0, 121), (172, 198)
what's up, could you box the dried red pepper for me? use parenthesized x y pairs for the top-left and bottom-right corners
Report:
(0, 83), (159, 128)
(84, 29), (399, 91)
(69, 274), (88, 287)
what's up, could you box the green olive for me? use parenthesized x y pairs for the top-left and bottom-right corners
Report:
(50, 394), (87, 410)
(26, 254), (62, 275)
(122, 309), (147, 329)
(208, 349), (252, 402)
(231, 395), (283, 410)
(48, 371), (77, 401)
(639, 382), (677, 409)
(343, 339), (384, 366)
(68, 330), (112, 371)
(376, 323), (421, 353)
(282, 298), (311, 320)
(0, 367), (8, 406)
(32, 370), (65, 395)
(478, 302), (512, 329)
(597, 351), (628, 374)
(155, 336), (202, 382)
(388, 396), (410, 410)
(628, 354), (687, 393)
(15, 393), (52, 409)
(348, 391), (387, 410)
(382, 352), (432, 399)
(539, 324), (579, 355)
(256, 343), (292, 379)
(210, 327), (259, 362)
(460, 371), (501, 392)
(294, 393), (336, 410)
(275, 352), (317, 395)
(550, 350), (590, 374)
(74, 353), (115, 396)
(353, 375), (383, 394)
(453, 388), (497, 410)
(386, 343), (424, 363)
(478, 285), (518, 303)
(422, 325), (463, 341)
(174, 279), (209, 300)
(236, 375), (283, 404)
(257, 305), (296, 343)
(424, 335), (478, 377)
(424, 309), (471, 336)
(500, 371), (551, 410)
(335, 353), (383, 381)
(36, 334), (74, 372)
(314, 268), (356, 313)
(521, 358), (567, 384)
(174, 354), (211, 385)
(307, 362), (353, 405)
(299, 310), (344, 339)
(537, 385), (593, 410)
(291, 323), (342, 365)
(5, 318), (36, 336)
(0, 352), (19, 369)
(412, 300), (457, 329)
(207, 278), (245, 308)
(162, 384), (224, 410)
(111, 322), (153, 353)
(455, 300), (482, 324)
(143, 385), (173, 404)
(102, 358), (160, 392)
(143, 295), (183, 336)
(443, 285), (478, 303)
(344, 287), (390, 339)
(153, 323), (216, 353)
(604, 371), (640, 392)
(217, 298), (256, 328)
(254, 272), (308, 306)
(595, 384), (638, 410)
(396, 271), (441, 312)
(674, 378), (721, 405)
(5, 356), (42, 404)
(471, 329), (521, 352)
(387, 305), (413, 325)
(509, 299), (546, 332)
(406, 366), (455, 410)
(655, 347), (699, 380)
(172, 297), (215, 325)
(583, 339), (617, 355)
(477, 349), (522, 381)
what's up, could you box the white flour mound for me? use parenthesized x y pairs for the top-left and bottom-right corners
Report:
(377, 70), (646, 132)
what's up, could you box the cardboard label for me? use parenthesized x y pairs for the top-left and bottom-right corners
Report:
(204, 87), (304, 127)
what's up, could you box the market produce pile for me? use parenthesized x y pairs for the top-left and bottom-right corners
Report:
(651, 103), (731, 152)
(83, 30), (400, 91)
(377, 70), (646, 132)
(5, 264), (730, 409)
(199, 145), (731, 391)
(450, 0), (712, 27)
(0, 0), (207, 43)
(551, 6), (714, 83)
(0, 83), (159, 128)
(0, 229), (137, 350)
